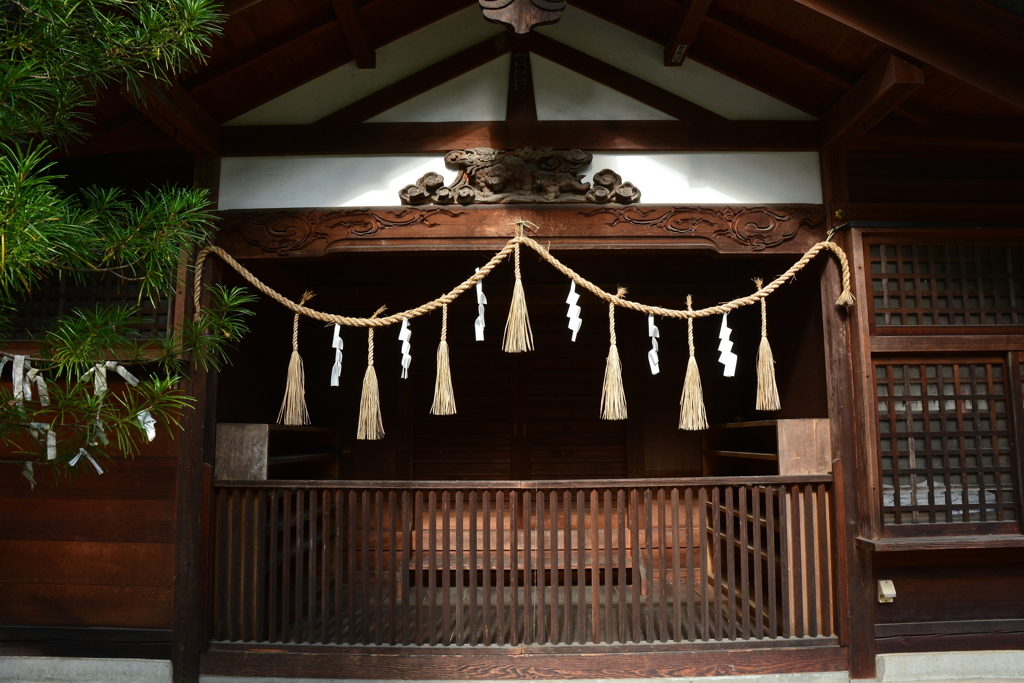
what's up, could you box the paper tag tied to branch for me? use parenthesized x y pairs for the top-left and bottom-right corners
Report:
(566, 282), (582, 342)
(399, 319), (412, 379)
(330, 324), (344, 386)
(137, 411), (157, 442)
(647, 315), (660, 375)
(474, 268), (487, 341)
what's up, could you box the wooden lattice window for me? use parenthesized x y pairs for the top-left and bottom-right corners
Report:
(868, 243), (1024, 330)
(7, 275), (171, 341)
(874, 358), (1019, 527)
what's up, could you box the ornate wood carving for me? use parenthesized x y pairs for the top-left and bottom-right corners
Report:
(217, 205), (826, 259)
(479, 0), (565, 34)
(578, 205), (824, 251)
(399, 147), (640, 206)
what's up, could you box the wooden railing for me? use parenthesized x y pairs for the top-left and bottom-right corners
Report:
(208, 477), (835, 647)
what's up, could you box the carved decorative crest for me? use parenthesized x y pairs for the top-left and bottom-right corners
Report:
(400, 147), (641, 206)
(479, 0), (565, 34)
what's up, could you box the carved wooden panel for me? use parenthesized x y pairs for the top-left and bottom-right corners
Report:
(479, 0), (565, 34)
(215, 205), (826, 258)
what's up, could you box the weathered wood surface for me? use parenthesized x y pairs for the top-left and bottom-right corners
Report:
(215, 204), (827, 258)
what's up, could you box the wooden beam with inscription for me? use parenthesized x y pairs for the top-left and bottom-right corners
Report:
(664, 0), (714, 66)
(788, 0), (1024, 112)
(222, 119), (818, 155)
(122, 80), (220, 156)
(820, 53), (923, 150)
(214, 204), (826, 258)
(330, 0), (376, 68)
(530, 33), (723, 121)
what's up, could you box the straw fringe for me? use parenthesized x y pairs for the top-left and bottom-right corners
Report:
(277, 290), (314, 426)
(357, 306), (387, 440)
(431, 304), (456, 415)
(600, 289), (627, 420)
(679, 295), (708, 430)
(754, 279), (781, 411)
(503, 244), (534, 353)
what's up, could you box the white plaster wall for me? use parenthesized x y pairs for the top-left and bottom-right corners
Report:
(532, 55), (677, 121)
(368, 56), (509, 123)
(535, 7), (815, 121)
(225, 7), (502, 126)
(218, 152), (821, 210)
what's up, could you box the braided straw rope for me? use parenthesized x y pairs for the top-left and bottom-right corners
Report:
(193, 221), (854, 327)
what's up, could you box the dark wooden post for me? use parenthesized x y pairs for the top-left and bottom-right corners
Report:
(172, 157), (221, 683)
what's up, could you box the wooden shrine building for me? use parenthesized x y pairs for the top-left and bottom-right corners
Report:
(2, 1), (1024, 682)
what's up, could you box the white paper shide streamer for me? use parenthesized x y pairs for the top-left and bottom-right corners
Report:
(474, 268), (486, 341)
(566, 281), (582, 341)
(718, 313), (738, 377)
(647, 315), (660, 375)
(330, 324), (344, 386)
(399, 319), (412, 379)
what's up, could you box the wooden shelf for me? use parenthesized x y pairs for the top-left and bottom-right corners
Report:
(856, 535), (1024, 552)
(702, 418), (830, 477)
(705, 449), (779, 462)
(268, 452), (341, 466)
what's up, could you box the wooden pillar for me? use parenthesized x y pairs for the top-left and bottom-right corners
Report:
(172, 156), (221, 683)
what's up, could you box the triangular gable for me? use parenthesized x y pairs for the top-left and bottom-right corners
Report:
(368, 56), (509, 123)
(532, 55), (677, 121)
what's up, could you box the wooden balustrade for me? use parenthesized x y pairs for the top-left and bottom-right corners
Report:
(208, 477), (835, 647)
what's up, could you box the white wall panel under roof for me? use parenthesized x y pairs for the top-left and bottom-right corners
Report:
(218, 153), (822, 210)
(531, 55), (677, 121)
(224, 6), (502, 126)
(535, 6), (816, 122)
(367, 56), (510, 123)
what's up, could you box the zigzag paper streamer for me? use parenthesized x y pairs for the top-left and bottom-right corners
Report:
(566, 281), (582, 342)
(399, 319), (412, 379)
(330, 324), (344, 386)
(475, 267), (486, 341)
(647, 315), (660, 375)
(718, 313), (738, 377)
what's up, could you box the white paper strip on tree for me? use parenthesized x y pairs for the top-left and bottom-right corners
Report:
(647, 315), (660, 375)
(718, 313), (738, 377)
(399, 319), (412, 379)
(566, 281), (582, 341)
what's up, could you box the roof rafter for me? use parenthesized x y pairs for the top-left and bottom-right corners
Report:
(530, 33), (723, 120)
(664, 0), (713, 66)
(330, 0), (376, 68)
(122, 79), (220, 156)
(821, 52), (923, 149)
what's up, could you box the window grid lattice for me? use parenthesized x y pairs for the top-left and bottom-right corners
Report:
(9, 276), (170, 341)
(869, 243), (1024, 328)
(876, 360), (1018, 526)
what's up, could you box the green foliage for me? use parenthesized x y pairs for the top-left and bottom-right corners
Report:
(0, 1), (250, 484)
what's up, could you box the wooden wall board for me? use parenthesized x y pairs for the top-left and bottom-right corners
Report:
(0, 626), (171, 659)
(0, 584), (172, 629)
(0, 458), (176, 500)
(0, 541), (174, 587)
(0, 498), (175, 544)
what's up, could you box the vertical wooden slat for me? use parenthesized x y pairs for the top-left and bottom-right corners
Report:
(629, 488), (641, 644)
(644, 488), (655, 643)
(739, 487), (750, 641)
(617, 489), (627, 644)
(375, 490), (384, 645)
(294, 490), (305, 644)
(242, 490), (253, 642)
(307, 490), (317, 645)
(590, 489), (600, 645)
(227, 490), (239, 641)
(790, 485), (805, 638)
(269, 490), (279, 643)
(563, 490), (572, 645)
(482, 490), (491, 645)
(725, 487), (736, 640)
(658, 488), (668, 643)
(333, 491), (342, 644)
(766, 485), (778, 638)
(389, 490), (398, 645)
(711, 487), (722, 641)
(804, 484), (819, 638)
(752, 487), (764, 640)
(523, 490), (533, 645)
(698, 487), (709, 641)
(550, 490), (560, 644)
(348, 490), (357, 644)
(496, 489), (506, 646)
(817, 484), (834, 637)
(604, 489), (613, 644)
(361, 491), (371, 645)
(469, 489), (478, 646)
(537, 489), (547, 644)
(442, 490), (451, 646)
(670, 487), (681, 642)
(402, 490), (412, 646)
(686, 487), (697, 642)
(282, 489), (292, 643)
(511, 490), (520, 646)
(455, 490), (465, 646)
(576, 489), (587, 644)
(322, 491), (330, 644)
(427, 490), (437, 646)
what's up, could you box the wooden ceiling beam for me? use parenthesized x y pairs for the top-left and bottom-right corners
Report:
(330, 0), (376, 69)
(856, 115), (1024, 152)
(222, 119), (819, 155)
(223, 0), (266, 16)
(530, 33), (723, 120)
(316, 33), (510, 127)
(820, 52), (923, 149)
(122, 80), (220, 156)
(788, 0), (1024, 112)
(664, 0), (714, 66)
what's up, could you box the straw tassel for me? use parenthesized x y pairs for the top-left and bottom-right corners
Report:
(357, 306), (386, 440)
(600, 288), (628, 420)
(679, 295), (708, 431)
(755, 279), (781, 411)
(431, 304), (457, 416)
(502, 241), (534, 353)
(277, 290), (314, 426)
